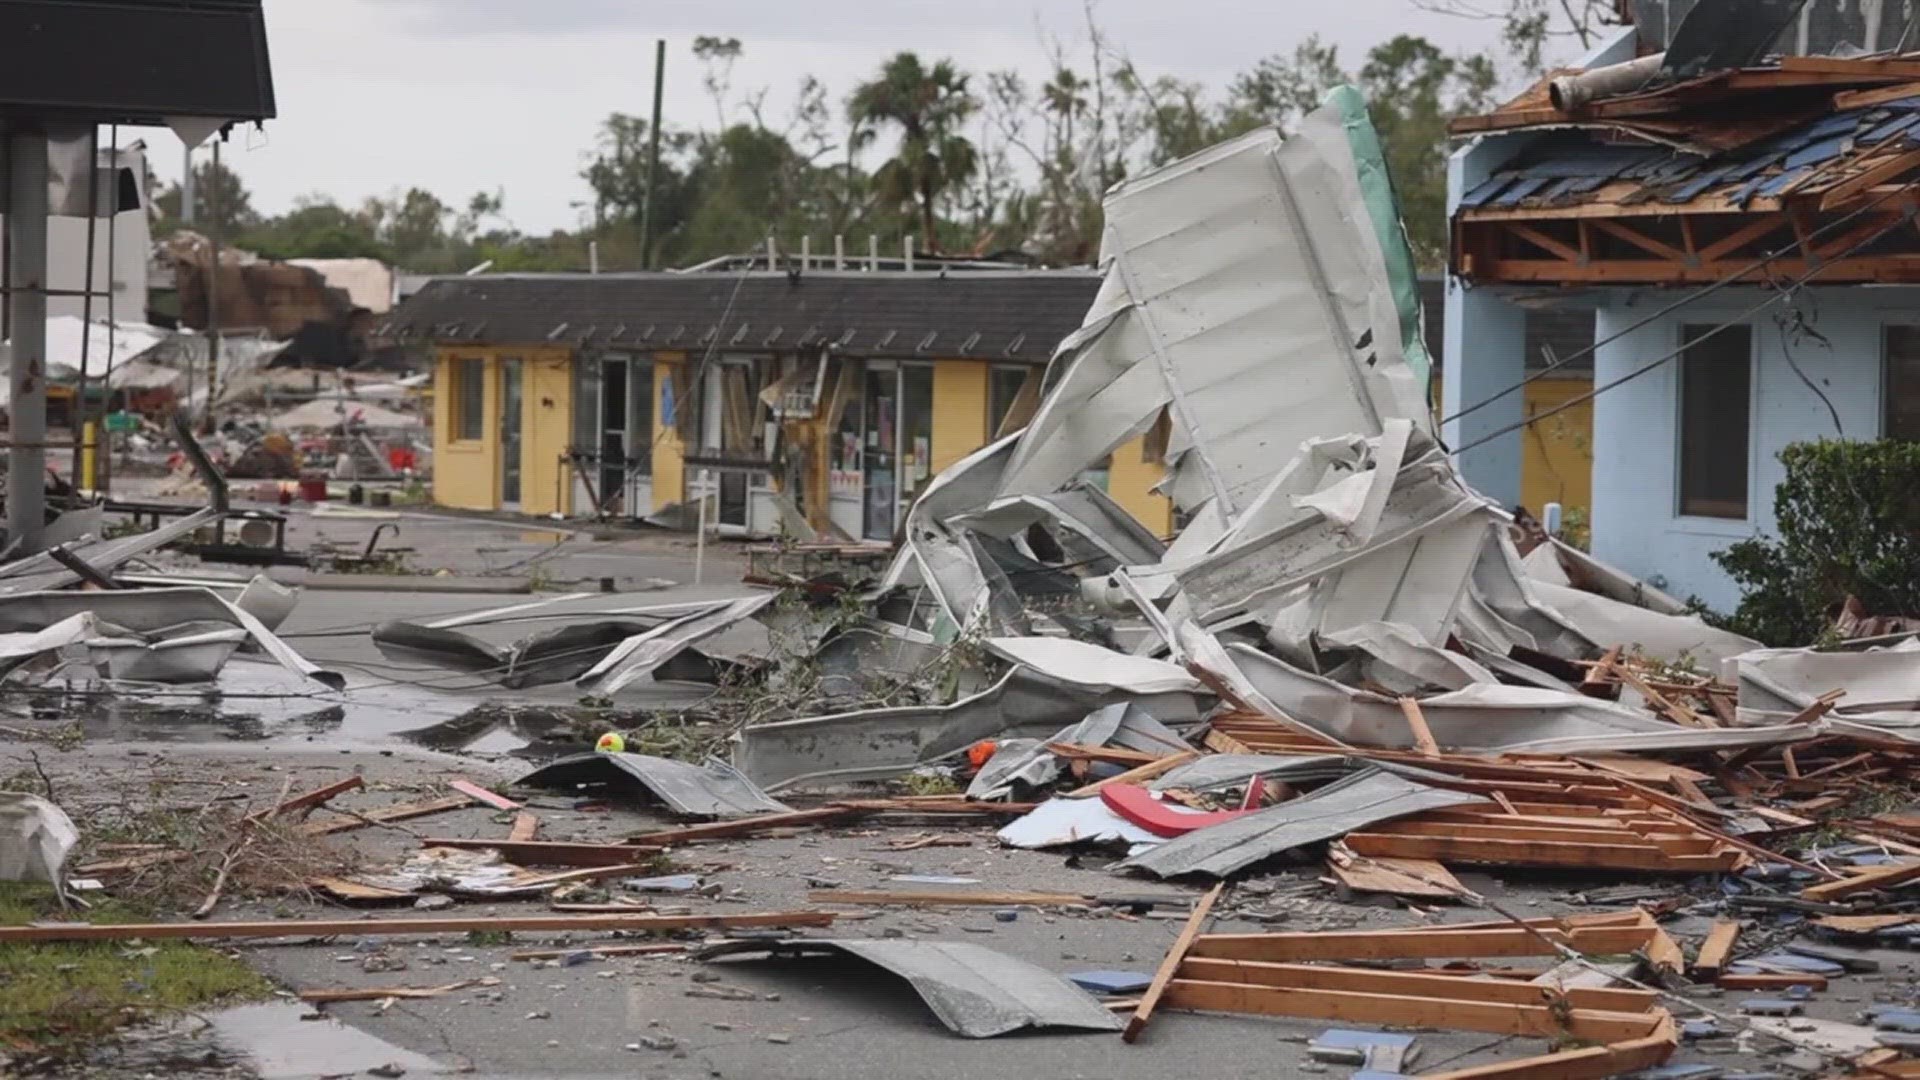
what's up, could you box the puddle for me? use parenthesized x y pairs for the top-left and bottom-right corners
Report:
(208, 1001), (446, 1078)
(518, 530), (569, 544)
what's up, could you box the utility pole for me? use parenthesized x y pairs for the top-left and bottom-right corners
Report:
(7, 125), (48, 553)
(639, 38), (665, 270)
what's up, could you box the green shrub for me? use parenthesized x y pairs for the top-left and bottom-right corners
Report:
(1712, 438), (1920, 646)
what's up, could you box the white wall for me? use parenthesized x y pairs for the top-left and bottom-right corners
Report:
(0, 145), (151, 327)
(1590, 284), (1915, 611)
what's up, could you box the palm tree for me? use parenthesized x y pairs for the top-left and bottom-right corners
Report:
(848, 52), (979, 252)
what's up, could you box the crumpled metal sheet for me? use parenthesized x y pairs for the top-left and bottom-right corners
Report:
(576, 593), (775, 694)
(1119, 767), (1483, 879)
(373, 618), (655, 687)
(983, 637), (1200, 696)
(993, 96), (1432, 518)
(0, 612), (98, 680)
(1522, 538), (1686, 616)
(1219, 640), (1817, 755)
(1727, 642), (1920, 737)
(1661, 0), (1809, 79)
(735, 666), (1204, 791)
(88, 627), (247, 683)
(516, 751), (789, 819)
(954, 482), (1167, 569)
(1148, 753), (1355, 793)
(1530, 578), (1760, 668)
(0, 793), (78, 886)
(0, 588), (341, 688)
(1312, 621), (1498, 694)
(697, 938), (1122, 1038)
(0, 508), (223, 594)
(966, 701), (1188, 800)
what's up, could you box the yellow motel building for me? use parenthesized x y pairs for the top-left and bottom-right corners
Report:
(379, 268), (1179, 540)
(380, 268), (1595, 541)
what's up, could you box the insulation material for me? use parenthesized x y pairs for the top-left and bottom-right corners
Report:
(1118, 767), (1482, 879)
(982, 638), (1200, 696)
(0, 793), (78, 887)
(1727, 642), (1920, 737)
(991, 93), (1431, 519)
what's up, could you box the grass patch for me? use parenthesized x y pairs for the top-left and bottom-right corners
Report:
(0, 882), (268, 1064)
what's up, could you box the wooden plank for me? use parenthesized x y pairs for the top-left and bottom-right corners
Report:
(1175, 958), (1660, 1014)
(302, 795), (476, 836)
(828, 799), (1036, 815)
(1421, 1025), (1676, 1080)
(1399, 697), (1441, 757)
(1123, 881), (1223, 1043)
(1345, 833), (1740, 872)
(1188, 925), (1659, 963)
(808, 889), (1091, 908)
(1691, 920), (1740, 980)
(1160, 979), (1662, 1042)
(508, 812), (540, 842)
(1801, 859), (1920, 901)
(1064, 750), (1201, 799)
(419, 838), (664, 867)
(1717, 972), (1827, 990)
(627, 806), (862, 844)
(1044, 743), (1163, 767)
(450, 779), (520, 811)
(1813, 914), (1918, 934)
(0, 911), (836, 943)
(1781, 55), (1920, 78)
(1836, 80), (1920, 109)
(299, 979), (490, 1003)
(308, 876), (416, 903)
(1643, 926), (1685, 979)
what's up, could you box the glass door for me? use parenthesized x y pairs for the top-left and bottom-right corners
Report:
(598, 358), (628, 510)
(499, 359), (523, 508)
(862, 363), (897, 540)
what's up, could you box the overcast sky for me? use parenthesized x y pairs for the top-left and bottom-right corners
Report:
(137, 0), (1569, 235)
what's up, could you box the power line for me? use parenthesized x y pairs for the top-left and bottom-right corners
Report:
(1452, 210), (1914, 456)
(1442, 182), (1920, 427)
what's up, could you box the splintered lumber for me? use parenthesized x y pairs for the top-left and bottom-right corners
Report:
(1692, 920), (1741, 980)
(1399, 696), (1441, 757)
(1123, 881), (1223, 1043)
(827, 798), (1037, 815)
(1813, 914), (1919, 934)
(1420, 1021), (1677, 1080)
(626, 807), (861, 844)
(1717, 972), (1827, 991)
(1327, 848), (1464, 900)
(1343, 830), (1742, 873)
(508, 812), (540, 842)
(309, 877), (417, 903)
(450, 779), (520, 811)
(417, 838), (664, 867)
(0, 910), (836, 943)
(808, 889), (1091, 907)
(253, 776), (364, 820)
(1044, 743), (1163, 766)
(1161, 979), (1662, 1042)
(302, 795), (475, 836)
(1801, 859), (1920, 901)
(1642, 927), (1685, 979)
(1064, 750), (1201, 798)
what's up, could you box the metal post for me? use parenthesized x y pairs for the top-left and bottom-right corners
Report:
(100, 123), (119, 497)
(205, 138), (222, 427)
(903, 234), (914, 272)
(800, 235), (810, 271)
(766, 235), (776, 269)
(694, 468), (708, 585)
(589, 239), (599, 274)
(834, 234), (845, 270)
(638, 38), (665, 270)
(8, 125), (49, 553)
(73, 126), (100, 488)
(180, 140), (195, 225)
(868, 234), (878, 271)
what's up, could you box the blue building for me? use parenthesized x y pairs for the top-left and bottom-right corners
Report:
(1443, 2), (1920, 611)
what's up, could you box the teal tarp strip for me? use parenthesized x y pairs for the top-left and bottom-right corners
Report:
(1324, 84), (1433, 390)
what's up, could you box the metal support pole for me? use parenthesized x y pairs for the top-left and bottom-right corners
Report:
(7, 126), (49, 553)
(100, 123), (119, 497)
(205, 138), (223, 428)
(639, 38), (665, 270)
(180, 140), (195, 225)
(73, 126), (100, 488)
(694, 467), (708, 585)
(834, 234), (845, 270)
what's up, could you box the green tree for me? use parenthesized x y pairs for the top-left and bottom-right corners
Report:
(239, 195), (387, 261)
(581, 112), (697, 267)
(152, 157), (259, 237)
(848, 52), (981, 251)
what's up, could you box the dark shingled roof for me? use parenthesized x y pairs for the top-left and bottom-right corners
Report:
(377, 270), (1103, 364)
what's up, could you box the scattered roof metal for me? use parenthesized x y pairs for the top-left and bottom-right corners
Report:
(1458, 95), (1920, 214)
(376, 270), (1102, 363)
